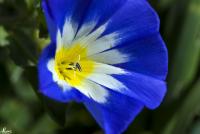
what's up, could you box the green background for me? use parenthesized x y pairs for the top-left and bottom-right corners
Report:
(0, 0), (200, 134)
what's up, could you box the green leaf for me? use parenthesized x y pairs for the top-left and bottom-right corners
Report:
(30, 114), (57, 134)
(161, 0), (189, 46)
(190, 120), (200, 134)
(0, 26), (9, 47)
(168, 0), (200, 98)
(0, 99), (31, 133)
(5, 62), (38, 102)
(0, 47), (9, 62)
(9, 29), (38, 67)
(162, 79), (200, 134)
(42, 97), (68, 127)
(159, 0), (177, 9)
(34, 29), (50, 50)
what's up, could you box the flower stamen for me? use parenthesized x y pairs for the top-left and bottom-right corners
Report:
(54, 45), (95, 87)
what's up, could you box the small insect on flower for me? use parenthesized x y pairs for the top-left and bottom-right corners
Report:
(38, 0), (168, 134)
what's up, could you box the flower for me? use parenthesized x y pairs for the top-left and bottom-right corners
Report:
(38, 0), (168, 134)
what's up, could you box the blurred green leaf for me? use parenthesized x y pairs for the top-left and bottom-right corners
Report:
(34, 29), (50, 50)
(30, 114), (57, 134)
(0, 26), (9, 47)
(159, 0), (177, 9)
(9, 29), (38, 67)
(161, 0), (189, 48)
(0, 99), (31, 133)
(42, 97), (68, 127)
(5, 62), (38, 102)
(0, 47), (9, 62)
(162, 79), (200, 134)
(168, 0), (200, 98)
(190, 120), (200, 134)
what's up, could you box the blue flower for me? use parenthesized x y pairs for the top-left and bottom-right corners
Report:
(38, 0), (168, 134)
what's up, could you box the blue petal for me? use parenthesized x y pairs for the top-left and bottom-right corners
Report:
(102, 0), (160, 42)
(42, 0), (158, 42)
(83, 90), (144, 134)
(111, 72), (167, 109)
(42, 1), (57, 42)
(78, 0), (127, 29)
(42, 0), (91, 31)
(38, 44), (82, 102)
(115, 33), (168, 80)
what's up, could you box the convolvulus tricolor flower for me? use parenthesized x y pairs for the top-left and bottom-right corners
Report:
(38, 0), (168, 133)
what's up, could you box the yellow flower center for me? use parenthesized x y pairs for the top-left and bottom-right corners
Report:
(54, 44), (95, 87)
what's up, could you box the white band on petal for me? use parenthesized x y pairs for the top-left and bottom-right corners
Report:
(75, 79), (109, 103)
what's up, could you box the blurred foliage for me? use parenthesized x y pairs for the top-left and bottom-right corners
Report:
(0, 0), (200, 134)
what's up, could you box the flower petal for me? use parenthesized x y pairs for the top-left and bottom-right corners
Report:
(74, 79), (109, 103)
(42, 0), (91, 34)
(90, 34), (168, 80)
(102, 0), (160, 43)
(84, 90), (144, 134)
(84, 62), (166, 109)
(76, 0), (126, 38)
(88, 49), (129, 65)
(86, 73), (127, 92)
(115, 34), (168, 80)
(42, 1), (57, 42)
(111, 72), (167, 109)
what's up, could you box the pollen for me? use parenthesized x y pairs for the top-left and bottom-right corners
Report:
(54, 44), (95, 87)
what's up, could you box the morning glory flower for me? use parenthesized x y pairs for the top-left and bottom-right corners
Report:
(38, 0), (168, 134)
